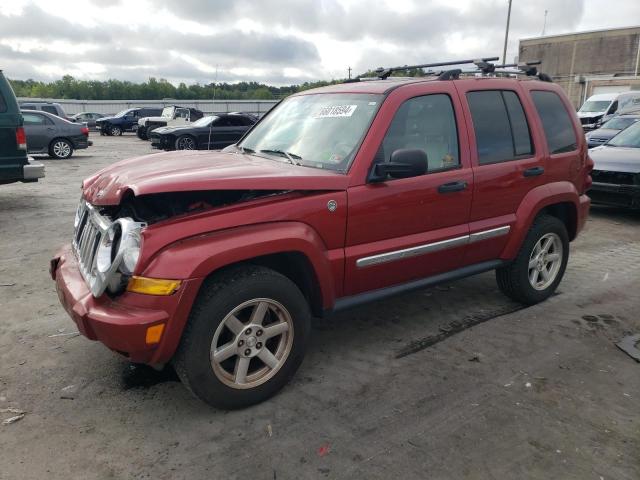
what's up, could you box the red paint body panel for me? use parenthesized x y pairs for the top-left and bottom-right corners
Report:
(52, 76), (592, 366)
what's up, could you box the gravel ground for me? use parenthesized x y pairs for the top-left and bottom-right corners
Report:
(0, 134), (639, 480)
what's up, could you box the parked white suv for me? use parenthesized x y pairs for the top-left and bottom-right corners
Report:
(136, 105), (204, 140)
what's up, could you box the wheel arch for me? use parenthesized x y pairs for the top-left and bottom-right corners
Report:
(140, 222), (337, 316)
(501, 182), (581, 259)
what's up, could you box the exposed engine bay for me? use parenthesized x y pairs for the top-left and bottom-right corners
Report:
(99, 190), (289, 224)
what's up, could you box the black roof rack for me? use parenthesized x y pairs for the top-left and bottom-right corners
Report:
(345, 57), (552, 84)
(374, 57), (499, 80)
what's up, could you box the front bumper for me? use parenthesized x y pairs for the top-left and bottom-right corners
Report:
(588, 182), (640, 209)
(51, 244), (200, 364)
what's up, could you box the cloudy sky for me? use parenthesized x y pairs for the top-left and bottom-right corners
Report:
(0, 0), (639, 86)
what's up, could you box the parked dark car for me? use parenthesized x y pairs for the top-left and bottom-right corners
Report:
(19, 101), (69, 120)
(588, 120), (640, 209)
(70, 112), (105, 129)
(22, 110), (92, 159)
(585, 114), (640, 148)
(96, 107), (162, 136)
(149, 113), (256, 150)
(0, 71), (44, 184)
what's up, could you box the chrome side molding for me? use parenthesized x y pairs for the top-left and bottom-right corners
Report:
(356, 225), (511, 268)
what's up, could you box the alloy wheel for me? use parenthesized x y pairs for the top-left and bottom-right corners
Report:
(528, 232), (563, 290)
(53, 141), (71, 158)
(210, 298), (294, 389)
(177, 136), (196, 150)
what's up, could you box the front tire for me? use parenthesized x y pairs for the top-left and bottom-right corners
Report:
(49, 139), (73, 159)
(136, 127), (147, 140)
(110, 125), (122, 136)
(496, 214), (569, 305)
(173, 266), (311, 409)
(175, 135), (197, 150)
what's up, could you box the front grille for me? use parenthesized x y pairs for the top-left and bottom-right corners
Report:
(591, 170), (636, 186)
(72, 200), (112, 296)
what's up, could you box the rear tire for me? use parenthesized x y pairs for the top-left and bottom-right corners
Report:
(49, 139), (73, 159)
(173, 266), (311, 409)
(496, 214), (569, 305)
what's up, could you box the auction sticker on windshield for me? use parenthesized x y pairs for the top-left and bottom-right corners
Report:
(314, 105), (357, 118)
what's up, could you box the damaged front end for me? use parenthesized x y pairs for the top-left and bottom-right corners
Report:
(73, 189), (289, 297)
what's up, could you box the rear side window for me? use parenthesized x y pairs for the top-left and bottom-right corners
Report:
(467, 90), (533, 164)
(531, 91), (577, 154)
(23, 113), (46, 125)
(0, 91), (6, 113)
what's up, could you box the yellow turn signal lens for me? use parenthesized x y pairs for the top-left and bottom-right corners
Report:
(127, 276), (182, 296)
(146, 324), (165, 344)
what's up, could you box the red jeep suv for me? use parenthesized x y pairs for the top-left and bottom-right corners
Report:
(51, 62), (592, 408)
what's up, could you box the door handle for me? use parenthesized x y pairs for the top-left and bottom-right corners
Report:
(47, 127), (55, 131)
(438, 181), (467, 193)
(523, 166), (544, 177)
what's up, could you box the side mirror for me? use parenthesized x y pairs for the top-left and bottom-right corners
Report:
(369, 149), (428, 182)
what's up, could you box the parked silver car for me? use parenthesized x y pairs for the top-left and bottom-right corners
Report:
(585, 114), (640, 148)
(70, 112), (105, 129)
(588, 120), (640, 209)
(22, 110), (92, 159)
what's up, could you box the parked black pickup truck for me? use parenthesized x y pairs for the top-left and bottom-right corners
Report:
(0, 70), (44, 185)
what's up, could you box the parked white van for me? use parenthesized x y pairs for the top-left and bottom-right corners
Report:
(578, 91), (640, 130)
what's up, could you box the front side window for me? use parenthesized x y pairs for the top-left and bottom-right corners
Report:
(42, 105), (57, 115)
(608, 101), (618, 115)
(467, 90), (533, 164)
(380, 94), (459, 173)
(531, 91), (578, 154)
(176, 108), (190, 119)
(239, 93), (382, 171)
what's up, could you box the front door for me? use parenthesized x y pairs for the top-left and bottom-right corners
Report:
(344, 90), (473, 296)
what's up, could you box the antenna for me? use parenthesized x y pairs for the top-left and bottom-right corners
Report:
(208, 64), (219, 151)
(541, 9), (548, 36)
(348, 66), (352, 79)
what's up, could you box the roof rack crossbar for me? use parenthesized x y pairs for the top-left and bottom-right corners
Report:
(375, 56), (499, 79)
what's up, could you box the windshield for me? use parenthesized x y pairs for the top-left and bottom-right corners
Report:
(161, 106), (174, 118)
(600, 117), (639, 130)
(192, 115), (218, 127)
(239, 93), (383, 171)
(114, 109), (132, 117)
(607, 121), (640, 148)
(579, 100), (611, 113)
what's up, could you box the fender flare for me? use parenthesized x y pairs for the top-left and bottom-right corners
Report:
(501, 181), (580, 259)
(141, 221), (337, 308)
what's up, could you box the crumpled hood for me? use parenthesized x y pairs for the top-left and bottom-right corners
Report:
(82, 150), (349, 205)
(578, 112), (604, 119)
(590, 146), (640, 173)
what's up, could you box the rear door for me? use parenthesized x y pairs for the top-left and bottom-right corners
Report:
(454, 83), (542, 264)
(23, 112), (54, 152)
(344, 85), (473, 295)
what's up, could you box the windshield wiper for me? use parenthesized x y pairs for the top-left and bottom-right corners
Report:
(259, 149), (302, 165)
(239, 146), (255, 154)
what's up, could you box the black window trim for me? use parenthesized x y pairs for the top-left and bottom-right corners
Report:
(373, 92), (463, 179)
(530, 89), (579, 156)
(467, 88), (536, 167)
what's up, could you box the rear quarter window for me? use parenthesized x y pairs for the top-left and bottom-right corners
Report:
(531, 91), (578, 154)
(0, 91), (6, 113)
